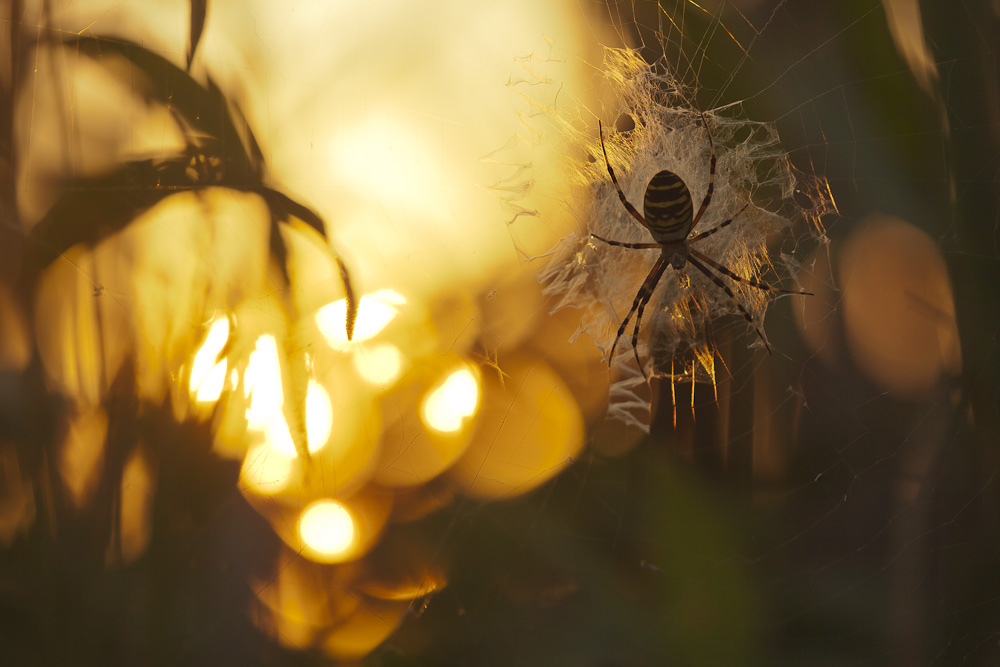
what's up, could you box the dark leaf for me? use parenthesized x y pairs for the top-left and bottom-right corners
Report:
(66, 35), (260, 185)
(260, 189), (358, 341)
(268, 215), (291, 287)
(187, 0), (208, 71)
(20, 159), (187, 292)
(338, 256), (358, 341)
(228, 98), (267, 174)
(0, 0), (25, 175)
(43, 36), (358, 341)
(258, 189), (326, 239)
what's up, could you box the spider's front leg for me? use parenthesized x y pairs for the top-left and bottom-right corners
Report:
(590, 234), (658, 250)
(686, 254), (773, 354)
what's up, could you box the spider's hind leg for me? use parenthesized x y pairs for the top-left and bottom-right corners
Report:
(630, 276), (661, 382)
(690, 248), (813, 296)
(607, 256), (669, 370)
(687, 254), (773, 354)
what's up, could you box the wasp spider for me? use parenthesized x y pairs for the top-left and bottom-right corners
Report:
(593, 113), (810, 379)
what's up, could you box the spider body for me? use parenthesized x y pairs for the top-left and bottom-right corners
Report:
(643, 170), (694, 243)
(593, 114), (810, 379)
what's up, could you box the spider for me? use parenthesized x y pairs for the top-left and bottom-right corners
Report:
(592, 113), (810, 379)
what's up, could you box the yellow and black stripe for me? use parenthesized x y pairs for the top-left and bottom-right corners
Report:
(642, 170), (693, 242)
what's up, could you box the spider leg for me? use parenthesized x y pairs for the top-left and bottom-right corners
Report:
(599, 121), (648, 229)
(630, 270), (664, 381)
(608, 256), (669, 368)
(686, 254), (773, 354)
(591, 234), (659, 250)
(690, 249), (813, 295)
(690, 111), (717, 228)
(690, 202), (750, 243)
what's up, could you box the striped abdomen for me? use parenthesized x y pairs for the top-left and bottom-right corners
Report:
(643, 170), (693, 242)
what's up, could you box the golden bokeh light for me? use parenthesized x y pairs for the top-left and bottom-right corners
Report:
(839, 216), (962, 397)
(792, 247), (841, 367)
(0, 447), (35, 547)
(298, 499), (357, 562)
(7, 0), (609, 660)
(240, 443), (297, 496)
(244, 334), (283, 431)
(188, 315), (230, 396)
(420, 365), (481, 433)
(31, 188), (276, 412)
(375, 419), (475, 488)
(59, 408), (108, 510)
(355, 531), (447, 601)
(514, 288), (609, 423)
(262, 381), (335, 457)
(240, 334), (336, 458)
(194, 359), (228, 404)
(374, 354), (481, 487)
(449, 355), (584, 499)
(353, 342), (405, 387)
(252, 551), (360, 651)
(317, 289), (406, 345)
(304, 381), (334, 451)
(227, 365), (386, 500)
(322, 599), (410, 661)
(115, 445), (155, 565)
(33, 245), (118, 408)
(252, 489), (392, 564)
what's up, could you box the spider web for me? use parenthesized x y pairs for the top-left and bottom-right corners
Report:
(526, 43), (830, 431)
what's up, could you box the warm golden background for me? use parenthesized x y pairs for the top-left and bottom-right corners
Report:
(0, 1), (997, 665)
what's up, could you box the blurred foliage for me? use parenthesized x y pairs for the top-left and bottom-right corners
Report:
(21, 33), (355, 327)
(0, 1), (355, 663)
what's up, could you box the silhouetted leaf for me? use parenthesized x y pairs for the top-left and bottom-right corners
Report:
(44, 35), (359, 341)
(0, 0), (24, 176)
(281, 335), (311, 464)
(258, 189), (325, 239)
(20, 159), (187, 292)
(228, 101), (267, 175)
(66, 35), (260, 185)
(260, 189), (358, 340)
(338, 256), (358, 340)
(187, 0), (208, 70)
